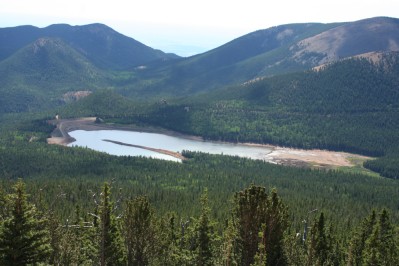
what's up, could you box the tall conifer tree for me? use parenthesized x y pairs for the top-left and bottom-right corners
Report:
(0, 180), (51, 265)
(347, 210), (377, 265)
(98, 182), (125, 266)
(194, 189), (217, 266)
(232, 184), (288, 266)
(124, 195), (157, 266)
(362, 209), (398, 265)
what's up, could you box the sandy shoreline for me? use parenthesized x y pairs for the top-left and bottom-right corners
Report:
(47, 117), (371, 168)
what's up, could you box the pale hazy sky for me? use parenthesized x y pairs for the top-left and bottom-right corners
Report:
(1, 0), (398, 56)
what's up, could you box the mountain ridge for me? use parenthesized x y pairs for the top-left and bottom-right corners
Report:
(0, 23), (179, 70)
(0, 37), (106, 112)
(1, 16), (399, 111)
(126, 17), (399, 97)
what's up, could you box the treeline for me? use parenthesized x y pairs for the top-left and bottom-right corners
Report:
(1, 180), (398, 265)
(1, 133), (399, 231)
(363, 154), (399, 179)
(53, 55), (399, 178)
(120, 54), (399, 177)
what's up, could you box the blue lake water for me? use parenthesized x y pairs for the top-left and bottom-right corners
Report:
(68, 130), (273, 162)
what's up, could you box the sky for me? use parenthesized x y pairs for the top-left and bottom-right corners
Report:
(1, 0), (399, 56)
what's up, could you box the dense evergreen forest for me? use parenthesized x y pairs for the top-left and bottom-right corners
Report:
(2, 18), (399, 265)
(1, 115), (399, 264)
(57, 54), (399, 179)
(1, 50), (399, 265)
(1, 178), (398, 265)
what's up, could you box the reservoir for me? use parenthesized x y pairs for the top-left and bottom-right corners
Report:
(68, 130), (273, 162)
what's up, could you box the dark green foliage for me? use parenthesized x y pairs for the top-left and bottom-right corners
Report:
(347, 210), (377, 265)
(362, 209), (399, 265)
(1, 132), (399, 233)
(124, 196), (157, 266)
(363, 155), (399, 179)
(98, 182), (125, 265)
(193, 189), (218, 266)
(0, 180), (398, 265)
(127, 53), (399, 178)
(232, 185), (288, 266)
(251, 224), (267, 266)
(305, 212), (341, 265)
(348, 209), (399, 265)
(0, 180), (51, 265)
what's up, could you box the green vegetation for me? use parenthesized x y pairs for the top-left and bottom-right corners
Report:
(1, 17), (399, 265)
(0, 129), (398, 230)
(0, 180), (51, 265)
(0, 23), (177, 70)
(45, 54), (399, 179)
(1, 179), (398, 265)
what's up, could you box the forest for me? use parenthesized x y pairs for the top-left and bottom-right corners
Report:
(0, 178), (398, 265)
(1, 52), (399, 265)
(56, 55), (399, 179)
(1, 115), (399, 264)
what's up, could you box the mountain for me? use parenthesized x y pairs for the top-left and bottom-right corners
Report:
(0, 37), (105, 112)
(127, 17), (399, 97)
(1, 17), (399, 109)
(0, 23), (180, 112)
(291, 17), (399, 66)
(0, 23), (179, 70)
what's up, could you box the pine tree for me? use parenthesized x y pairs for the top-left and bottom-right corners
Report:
(234, 184), (268, 266)
(0, 180), (51, 265)
(46, 210), (64, 265)
(284, 232), (306, 266)
(251, 224), (267, 266)
(305, 212), (342, 266)
(347, 210), (377, 265)
(264, 188), (288, 265)
(193, 188), (217, 266)
(98, 182), (125, 266)
(156, 212), (182, 265)
(124, 195), (157, 266)
(222, 218), (239, 266)
(363, 209), (398, 265)
(308, 212), (329, 265)
(232, 184), (288, 266)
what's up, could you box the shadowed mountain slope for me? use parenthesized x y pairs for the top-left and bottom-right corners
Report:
(0, 37), (105, 112)
(129, 17), (399, 97)
(0, 23), (179, 70)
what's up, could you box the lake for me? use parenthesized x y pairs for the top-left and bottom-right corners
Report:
(68, 130), (273, 162)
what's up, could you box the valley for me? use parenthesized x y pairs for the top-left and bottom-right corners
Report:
(1, 16), (399, 265)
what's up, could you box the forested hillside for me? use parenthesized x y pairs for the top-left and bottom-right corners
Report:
(0, 23), (178, 70)
(1, 113), (398, 264)
(121, 17), (399, 97)
(59, 53), (399, 178)
(0, 37), (107, 113)
(1, 17), (399, 103)
(1, 17), (399, 265)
